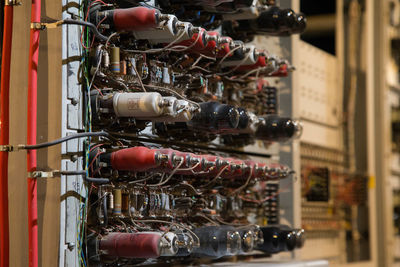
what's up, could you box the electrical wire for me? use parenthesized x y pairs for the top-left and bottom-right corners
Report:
(63, 18), (108, 41)
(147, 160), (184, 187)
(19, 131), (115, 150)
(229, 168), (253, 196)
(143, 84), (201, 110)
(201, 165), (228, 188)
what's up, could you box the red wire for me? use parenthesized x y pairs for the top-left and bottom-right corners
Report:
(27, 0), (41, 266)
(80, 0), (107, 49)
(0, 4), (14, 267)
(93, 84), (104, 96)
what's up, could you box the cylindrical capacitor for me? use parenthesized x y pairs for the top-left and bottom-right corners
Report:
(107, 191), (114, 211)
(97, 7), (159, 32)
(103, 50), (110, 68)
(110, 47), (120, 73)
(113, 189), (122, 215)
(112, 92), (164, 118)
(255, 115), (302, 142)
(129, 57), (137, 75)
(162, 67), (170, 84)
(110, 146), (158, 172)
(98, 231), (178, 258)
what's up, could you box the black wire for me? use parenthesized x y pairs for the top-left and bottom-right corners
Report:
(63, 18), (109, 42)
(60, 170), (110, 184)
(22, 131), (114, 150)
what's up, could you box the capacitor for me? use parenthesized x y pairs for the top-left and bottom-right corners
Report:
(113, 189), (122, 215)
(110, 146), (158, 172)
(96, 7), (160, 32)
(110, 47), (120, 73)
(162, 67), (170, 84)
(112, 92), (164, 118)
(129, 58), (137, 75)
(107, 191), (114, 211)
(236, 55), (267, 72)
(102, 50), (110, 68)
(120, 60), (127, 75)
(98, 231), (179, 259)
(121, 191), (129, 214)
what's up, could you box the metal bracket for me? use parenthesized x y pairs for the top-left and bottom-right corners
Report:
(0, 145), (15, 152)
(28, 170), (61, 178)
(31, 20), (64, 30)
(5, 0), (21, 6)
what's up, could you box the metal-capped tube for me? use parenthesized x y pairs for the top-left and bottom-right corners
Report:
(112, 92), (164, 118)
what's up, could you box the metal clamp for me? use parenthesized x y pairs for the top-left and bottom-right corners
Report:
(31, 20), (64, 30)
(5, 0), (21, 6)
(0, 145), (15, 152)
(28, 170), (61, 178)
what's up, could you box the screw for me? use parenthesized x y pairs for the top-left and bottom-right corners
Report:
(67, 242), (75, 251)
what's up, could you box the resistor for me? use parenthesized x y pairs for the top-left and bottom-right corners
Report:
(113, 188), (122, 215)
(129, 58), (137, 75)
(103, 50), (110, 68)
(110, 47), (120, 73)
(121, 192), (129, 214)
(120, 60), (127, 75)
(162, 67), (170, 84)
(108, 191), (114, 211)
